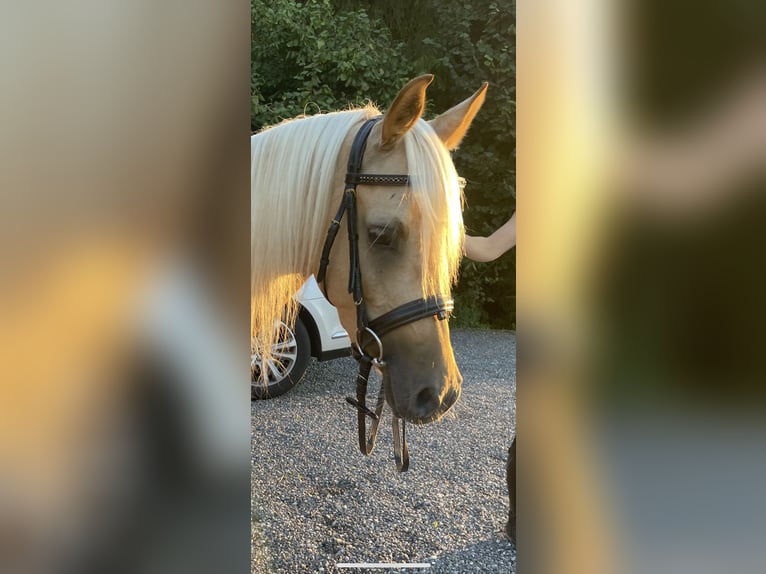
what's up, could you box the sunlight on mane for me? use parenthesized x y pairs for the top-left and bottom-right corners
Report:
(251, 106), (465, 378)
(402, 120), (465, 299)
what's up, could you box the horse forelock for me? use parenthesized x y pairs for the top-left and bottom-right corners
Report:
(398, 120), (466, 386)
(402, 120), (466, 300)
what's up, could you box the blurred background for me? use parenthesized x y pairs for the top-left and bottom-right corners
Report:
(519, 0), (766, 573)
(1, 2), (250, 573)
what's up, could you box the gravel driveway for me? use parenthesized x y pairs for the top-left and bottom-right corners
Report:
(252, 329), (516, 573)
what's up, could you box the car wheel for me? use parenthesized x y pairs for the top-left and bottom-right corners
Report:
(251, 317), (311, 400)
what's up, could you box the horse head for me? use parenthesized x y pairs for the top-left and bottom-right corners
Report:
(324, 75), (488, 424)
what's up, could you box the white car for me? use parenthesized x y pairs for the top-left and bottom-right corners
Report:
(251, 275), (351, 399)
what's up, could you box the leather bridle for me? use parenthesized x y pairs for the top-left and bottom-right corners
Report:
(316, 116), (454, 472)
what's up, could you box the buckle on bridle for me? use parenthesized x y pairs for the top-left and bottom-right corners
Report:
(355, 326), (384, 363)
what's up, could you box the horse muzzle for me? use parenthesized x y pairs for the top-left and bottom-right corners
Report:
(383, 369), (462, 425)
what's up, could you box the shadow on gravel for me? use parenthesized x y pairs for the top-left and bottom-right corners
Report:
(429, 537), (516, 574)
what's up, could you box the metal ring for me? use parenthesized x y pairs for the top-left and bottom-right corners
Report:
(358, 326), (384, 363)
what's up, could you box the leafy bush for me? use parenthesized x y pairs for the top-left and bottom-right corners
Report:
(252, 0), (415, 130)
(403, 0), (516, 329)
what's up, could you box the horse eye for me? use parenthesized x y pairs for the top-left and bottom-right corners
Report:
(368, 225), (396, 248)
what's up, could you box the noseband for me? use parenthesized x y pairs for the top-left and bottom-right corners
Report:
(316, 116), (454, 472)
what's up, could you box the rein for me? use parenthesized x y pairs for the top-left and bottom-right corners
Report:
(316, 116), (453, 472)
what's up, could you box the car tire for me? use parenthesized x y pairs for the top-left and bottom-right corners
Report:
(251, 316), (311, 400)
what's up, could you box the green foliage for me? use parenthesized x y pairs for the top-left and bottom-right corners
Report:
(252, 0), (415, 130)
(252, 0), (515, 329)
(400, 0), (516, 330)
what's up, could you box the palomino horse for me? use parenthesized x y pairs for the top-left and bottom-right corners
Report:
(251, 75), (487, 435)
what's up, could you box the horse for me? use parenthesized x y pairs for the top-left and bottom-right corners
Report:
(251, 74), (487, 426)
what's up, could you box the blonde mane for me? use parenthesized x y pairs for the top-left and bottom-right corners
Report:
(251, 106), (465, 369)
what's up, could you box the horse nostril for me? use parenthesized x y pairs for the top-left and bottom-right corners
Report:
(414, 386), (440, 416)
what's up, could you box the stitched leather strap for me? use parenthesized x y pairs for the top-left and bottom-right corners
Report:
(392, 417), (409, 472)
(367, 297), (454, 339)
(316, 198), (349, 285)
(346, 173), (410, 186)
(345, 355), (385, 456)
(345, 118), (380, 178)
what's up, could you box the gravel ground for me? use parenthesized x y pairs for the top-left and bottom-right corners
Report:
(252, 329), (516, 574)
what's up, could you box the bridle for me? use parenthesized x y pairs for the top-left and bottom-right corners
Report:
(316, 116), (454, 472)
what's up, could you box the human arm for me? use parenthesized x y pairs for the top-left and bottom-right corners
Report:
(464, 212), (516, 262)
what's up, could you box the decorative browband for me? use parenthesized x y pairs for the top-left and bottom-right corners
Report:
(345, 173), (410, 186)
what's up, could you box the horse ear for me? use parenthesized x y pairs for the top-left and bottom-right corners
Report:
(429, 82), (489, 150)
(381, 74), (434, 147)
